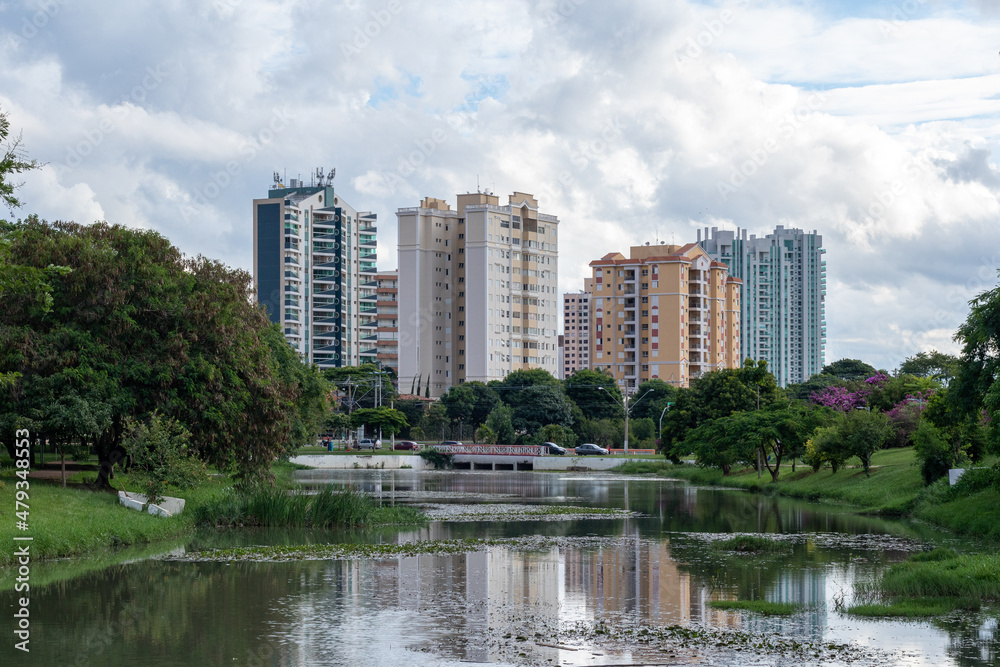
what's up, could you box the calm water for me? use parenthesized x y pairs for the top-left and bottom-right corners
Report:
(2, 470), (997, 666)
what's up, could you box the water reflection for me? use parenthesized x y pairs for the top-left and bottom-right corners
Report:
(1, 470), (997, 666)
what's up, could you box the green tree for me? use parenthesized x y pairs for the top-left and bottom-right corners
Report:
(563, 368), (622, 420)
(440, 384), (476, 427)
(266, 325), (330, 452)
(509, 385), (574, 434)
(660, 360), (779, 462)
(122, 412), (206, 507)
(686, 416), (754, 476)
(465, 382), (502, 429)
(421, 402), (449, 440)
(822, 358), (877, 382)
(952, 273), (1000, 453)
(0, 219), (301, 489)
(475, 423), (497, 445)
(576, 418), (625, 450)
(629, 417), (656, 447)
(350, 407), (408, 439)
(784, 373), (842, 402)
(491, 368), (559, 407)
(537, 423), (577, 448)
(485, 405), (515, 444)
(899, 350), (961, 386)
(0, 107), (40, 210)
(631, 379), (678, 420)
(913, 420), (955, 484)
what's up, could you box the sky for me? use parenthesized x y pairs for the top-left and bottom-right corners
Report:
(1, 0), (998, 373)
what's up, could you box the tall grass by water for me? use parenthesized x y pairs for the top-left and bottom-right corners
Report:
(848, 548), (1000, 617)
(193, 486), (423, 528)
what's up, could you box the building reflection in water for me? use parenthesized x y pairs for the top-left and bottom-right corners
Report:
(311, 527), (831, 663)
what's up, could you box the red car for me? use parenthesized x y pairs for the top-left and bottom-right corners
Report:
(393, 440), (420, 451)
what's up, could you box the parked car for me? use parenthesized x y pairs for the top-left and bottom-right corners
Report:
(440, 440), (463, 446)
(542, 442), (566, 455)
(357, 438), (379, 450)
(394, 440), (420, 451)
(575, 443), (609, 456)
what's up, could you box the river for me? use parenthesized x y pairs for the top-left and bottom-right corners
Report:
(2, 469), (996, 666)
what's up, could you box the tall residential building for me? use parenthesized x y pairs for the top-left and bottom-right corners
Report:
(560, 279), (593, 378)
(374, 271), (399, 378)
(252, 173), (379, 369)
(397, 191), (559, 398)
(588, 243), (741, 390)
(698, 225), (826, 387)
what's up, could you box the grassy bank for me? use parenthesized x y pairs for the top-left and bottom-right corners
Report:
(847, 548), (998, 616)
(613, 448), (1000, 539)
(0, 460), (421, 565)
(193, 486), (423, 528)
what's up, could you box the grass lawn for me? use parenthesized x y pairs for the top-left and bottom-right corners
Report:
(615, 447), (925, 514)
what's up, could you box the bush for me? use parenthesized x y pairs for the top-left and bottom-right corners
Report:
(418, 448), (454, 469)
(122, 412), (206, 505)
(913, 421), (953, 484)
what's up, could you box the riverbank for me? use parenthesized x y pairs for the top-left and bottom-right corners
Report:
(613, 447), (1000, 540)
(0, 461), (411, 566)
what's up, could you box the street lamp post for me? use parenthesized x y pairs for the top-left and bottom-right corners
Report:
(600, 387), (652, 453)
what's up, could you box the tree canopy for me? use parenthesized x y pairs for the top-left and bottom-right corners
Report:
(0, 218), (323, 487)
(952, 273), (1000, 452)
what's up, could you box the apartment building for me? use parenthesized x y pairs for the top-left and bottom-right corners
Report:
(588, 243), (741, 390)
(561, 279), (593, 378)
(698, 225), (826, 386)
(397, 191), (559, 398)
(374, 271), (399, 377)
(252, 172), (379, 369)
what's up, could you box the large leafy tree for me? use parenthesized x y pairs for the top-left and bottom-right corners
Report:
(660, 360), (779, 462)
(350, 407), (408, 438)
(630, 378), (678, 420)
(0, 219), (307, 488)
(952, 274), (1000, 452)
(0, 106), (39, 210)
(563, 368), (622, 420)
(899, 350), (961, 386)
(821, 358), (877, 382)
(490, 368), (559, 407)
(509, 385), (574, 434)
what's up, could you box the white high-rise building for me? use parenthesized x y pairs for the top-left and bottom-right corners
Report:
(252, 173), (379, 369)
(699, 225), (826, 386)
(397, 191), (560, 398)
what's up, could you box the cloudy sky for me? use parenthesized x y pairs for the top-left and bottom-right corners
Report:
(2, 0), (998, 372)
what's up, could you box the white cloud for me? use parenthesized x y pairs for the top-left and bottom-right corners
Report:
(2, 0), (998, 373)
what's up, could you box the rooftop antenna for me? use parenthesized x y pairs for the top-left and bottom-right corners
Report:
(476, 174), (480, 193)
(315, 167), (324, 186)
(326, 168), (335, 186)
(272, 171), (281, 187)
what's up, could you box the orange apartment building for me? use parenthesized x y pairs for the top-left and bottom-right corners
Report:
(374, 271), (399, 377)
(588, 243), (741, 390)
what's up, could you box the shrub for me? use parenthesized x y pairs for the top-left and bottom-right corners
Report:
(122, 412), (206, 506)
(418, 448), (454, 469)
(913, 421), (953, 484)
